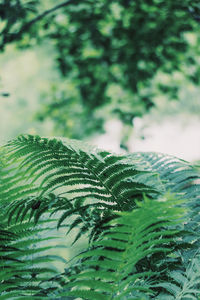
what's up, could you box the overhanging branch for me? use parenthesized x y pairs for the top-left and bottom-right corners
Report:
(1, 0), (78, 47)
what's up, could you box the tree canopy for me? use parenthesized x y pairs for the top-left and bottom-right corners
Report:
(1, 0), (200, 140)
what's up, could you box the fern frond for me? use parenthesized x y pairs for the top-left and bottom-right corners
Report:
(129, 152), (200, 263)
(157, 254), (200, 299)
(57, 194), (186, 300)
(1, 135), (199, 298)
(0, 216), (65, 298)
(4, 135), (161, 241)
(130, 152), (200, 205)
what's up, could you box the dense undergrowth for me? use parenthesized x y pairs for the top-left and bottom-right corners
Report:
(0, 134), (200, 299)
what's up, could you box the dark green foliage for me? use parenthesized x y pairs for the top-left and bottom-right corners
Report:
(35, 0), (200, 138)
(1, 1), (200, 139)
(0, 134), (200, 299)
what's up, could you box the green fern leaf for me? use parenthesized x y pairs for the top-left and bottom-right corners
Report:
(58, 194), (186, 299)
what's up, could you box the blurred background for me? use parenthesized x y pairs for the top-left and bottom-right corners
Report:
(0, 0), (200, 162)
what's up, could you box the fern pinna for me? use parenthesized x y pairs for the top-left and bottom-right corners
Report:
(0, 134), (199, 299)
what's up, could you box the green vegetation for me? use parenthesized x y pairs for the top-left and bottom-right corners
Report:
(0, 135), (200, 299)
(0, 2), (200, 298)
(1, 1), (200, 144)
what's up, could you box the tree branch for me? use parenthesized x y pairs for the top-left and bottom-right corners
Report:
(21, 0), (76, 32)
(1, 0), (77, 47)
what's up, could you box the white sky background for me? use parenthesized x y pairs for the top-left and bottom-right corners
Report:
(93, 116), (200, 162)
